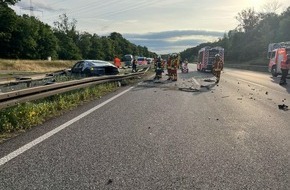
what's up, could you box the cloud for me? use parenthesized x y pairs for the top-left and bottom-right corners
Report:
(124, 30), (224, 39)
(123, 30), (225, 54)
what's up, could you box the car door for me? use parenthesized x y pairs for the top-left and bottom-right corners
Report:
(72, 61), (85, 73)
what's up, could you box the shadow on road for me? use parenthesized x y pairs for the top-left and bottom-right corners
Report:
(133, 70), (218, 94)
(270, 76), (290, 94)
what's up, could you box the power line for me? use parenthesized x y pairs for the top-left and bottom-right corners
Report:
(30, 0), (166, 33)
(69, 0), (162, 19)
(21, 0), (43, 18)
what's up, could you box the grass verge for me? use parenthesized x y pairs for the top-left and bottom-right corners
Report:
(0, 82), (119, 143)
(0, 65), (154, 143)
(0, 59), (74, 74)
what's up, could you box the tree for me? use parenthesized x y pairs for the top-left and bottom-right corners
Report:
(0, 0), (20, 6)
(77, 32), (92, 59)
(235, 8), (260, 32)
(277, 17), (290, 42)
(12, 15), (40, 59)
(36, 23), (58, 59)
(0, 7), (156, 60)
(53, 14), (81, 60)
(262, 0), (282, 13)
(256, 13), (279, 48)
(88, 34), (104, 60)
(100, 36), (114, 61)
(108, 32), (122, 57)
(0, 3), (18, 58)
(53, 14), (77, 35)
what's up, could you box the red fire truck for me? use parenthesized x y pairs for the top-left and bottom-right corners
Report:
(268, 41), (290, 77)
(197, 46), (224, 72)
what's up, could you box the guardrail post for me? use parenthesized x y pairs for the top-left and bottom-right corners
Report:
(26, 81), (32, 88)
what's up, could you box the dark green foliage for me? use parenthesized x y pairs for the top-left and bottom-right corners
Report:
(0, 0), (20, 6)
(0, 4), (18, 57)
(2, 4), (289, 63)
(0, 9), (155, 61)
(0, 5), (59, 59)
(181, 6), (290, 64)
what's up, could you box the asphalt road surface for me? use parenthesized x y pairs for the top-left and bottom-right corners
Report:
(0, 65), (289, 189)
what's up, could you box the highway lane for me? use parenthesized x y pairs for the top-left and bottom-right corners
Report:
(0, 65), (289, 189)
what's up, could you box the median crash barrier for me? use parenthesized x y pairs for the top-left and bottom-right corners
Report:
(0, 72), (146, 110)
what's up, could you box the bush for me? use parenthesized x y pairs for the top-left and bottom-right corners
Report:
(0, 82), (118, 134)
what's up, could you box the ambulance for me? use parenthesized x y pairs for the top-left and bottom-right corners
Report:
(197, 46), (224, 72)
(268, 41), (290, 77)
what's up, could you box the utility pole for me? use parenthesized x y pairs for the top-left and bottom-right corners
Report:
(21, 0), (43, 19)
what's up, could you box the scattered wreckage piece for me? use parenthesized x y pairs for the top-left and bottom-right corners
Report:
(278, 104), (289, 111)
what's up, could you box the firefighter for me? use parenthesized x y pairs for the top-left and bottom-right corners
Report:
(168, 53), (179, 81)
(167, 56), (172, 80)
(279, 54), (290, 85)
(212, 54), (224, 84)
(182, 59), (189, 73)
(113, 56), (121, 68)
(132, 58), (137, 73)
(154, 57), (163, 80)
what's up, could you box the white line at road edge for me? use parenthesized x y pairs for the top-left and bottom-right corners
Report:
(0, 87), (134, 167)
(237, 78), (266, 88)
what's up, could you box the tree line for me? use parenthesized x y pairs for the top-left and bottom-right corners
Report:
(0, 1), (156, 61)
(180, 6), (290, 64)
(1, 0), (289, 63)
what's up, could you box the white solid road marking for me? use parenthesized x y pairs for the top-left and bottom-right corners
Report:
(0, 87), (134, 167)
(192, 78), (200, 86)
(237, 78), (266, 89)
(237, 78), (288, 95)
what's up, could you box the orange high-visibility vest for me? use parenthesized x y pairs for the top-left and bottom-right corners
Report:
(213, 59), (223, 71)
(114, 58), (121, 68)
(281, 59), (290, 69)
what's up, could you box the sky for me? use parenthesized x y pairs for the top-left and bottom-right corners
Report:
(11, 0), (290, 54)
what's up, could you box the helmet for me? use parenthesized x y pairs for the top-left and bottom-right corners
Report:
(215, 54), (221, 59)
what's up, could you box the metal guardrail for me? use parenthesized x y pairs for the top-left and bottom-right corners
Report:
(0, 72), (145, 110)
(225, 64), (268, 72)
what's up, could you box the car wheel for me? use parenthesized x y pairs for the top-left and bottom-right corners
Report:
(271, 65), (278, 77)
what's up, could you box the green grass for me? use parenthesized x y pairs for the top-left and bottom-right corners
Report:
(0, 82), (119, 142)
(0, 63), (154, 143)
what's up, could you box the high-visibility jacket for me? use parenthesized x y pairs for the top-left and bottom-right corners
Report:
(213, 58), (224, 71)
(281, 59), (290, 69)
(114, 57), (121, 68)
(167, 58), (172, 69)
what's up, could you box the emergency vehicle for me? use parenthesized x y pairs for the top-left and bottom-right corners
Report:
(123, 54), (133, 67)
(267, 41), (290, 77)
(197, 46), (224, 72)
(137, 57), (147, 65)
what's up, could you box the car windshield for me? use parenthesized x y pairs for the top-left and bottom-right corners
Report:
(124, 55), (132, 61)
